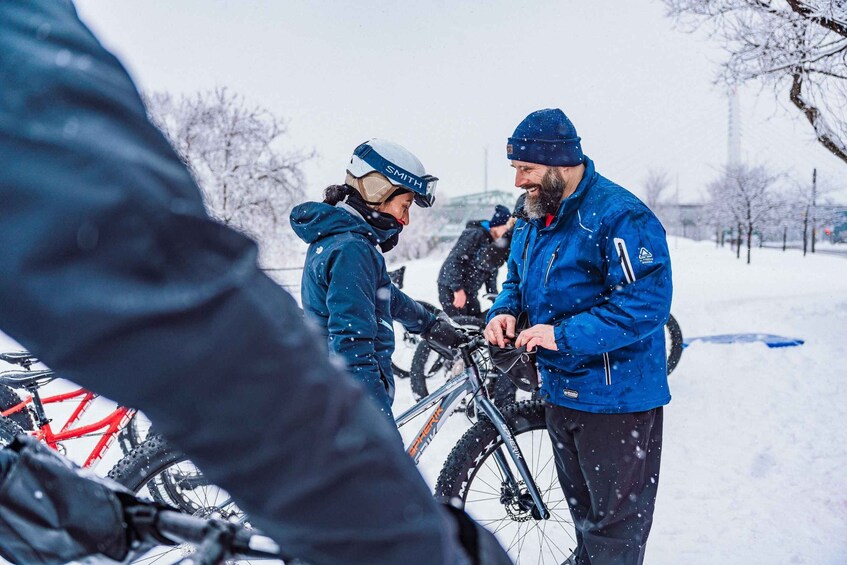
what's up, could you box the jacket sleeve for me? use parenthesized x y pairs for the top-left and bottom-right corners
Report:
(439, 229), (478, 291)
(324, 243), (390, 411)
(391, 285), (437, 334)
(553, 209), (673, 354)
(486, 224), (525, 322)
(0, 3), (466, 564)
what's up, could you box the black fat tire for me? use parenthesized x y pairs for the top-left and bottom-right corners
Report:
(0, 384), (35, 431)
(107, 434), (184, 491)
(116, 413), (154, 455)
(107, 436), (252, 562)
(107, 435), (244, 520)
(391, 362), (411, 380)
(435, 400), (573, 564)
(409, 315), (485, 401)
(0, 415), (25, 448)
(665, 313), (684, 375)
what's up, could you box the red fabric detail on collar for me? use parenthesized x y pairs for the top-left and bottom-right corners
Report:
(545, 214), (555, 227)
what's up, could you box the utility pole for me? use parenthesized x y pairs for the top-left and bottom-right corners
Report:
(483, 146), (488, 193)
(811, 168), (817, 253)
(727, 88), (741, 168)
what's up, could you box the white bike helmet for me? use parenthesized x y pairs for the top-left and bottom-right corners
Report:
(346, 139), (438, 208)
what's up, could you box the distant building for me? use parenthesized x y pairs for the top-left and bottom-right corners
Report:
(654, 203), (709, 241)
(439, 190), (516, 239)
(821, 205), (847, 243)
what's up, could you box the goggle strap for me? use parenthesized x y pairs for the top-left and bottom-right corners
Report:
(354, 143), (437, 197)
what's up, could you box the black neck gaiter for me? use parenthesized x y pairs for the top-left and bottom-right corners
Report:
(343, 188), (403, 252)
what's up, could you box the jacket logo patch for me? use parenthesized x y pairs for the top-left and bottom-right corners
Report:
(563, 388), (579, 399)
(638, 247), (653, 264)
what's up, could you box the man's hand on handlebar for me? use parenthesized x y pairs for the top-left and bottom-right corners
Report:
(484, 314), (516, 348)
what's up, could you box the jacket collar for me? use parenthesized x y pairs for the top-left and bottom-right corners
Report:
(289, 201), (401, 247)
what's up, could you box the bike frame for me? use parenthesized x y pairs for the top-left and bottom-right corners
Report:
(394, 340), (550, 519)
(2, 387), (136, 469)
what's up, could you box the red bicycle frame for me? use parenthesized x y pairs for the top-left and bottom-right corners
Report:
(2, 388), (136, 468)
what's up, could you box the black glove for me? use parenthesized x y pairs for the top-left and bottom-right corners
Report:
(422, 317), (468, 358)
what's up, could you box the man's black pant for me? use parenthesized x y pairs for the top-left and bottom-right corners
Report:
(545, 404), (663, 565)
(437, 284), (482, 318)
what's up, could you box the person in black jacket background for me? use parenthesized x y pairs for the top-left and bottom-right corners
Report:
(437, 205), (514, 318)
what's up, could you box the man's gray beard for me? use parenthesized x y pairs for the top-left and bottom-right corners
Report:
(523, 169), (565, 219)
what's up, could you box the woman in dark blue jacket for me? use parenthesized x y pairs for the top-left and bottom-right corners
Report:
(291, 139), (463, 420)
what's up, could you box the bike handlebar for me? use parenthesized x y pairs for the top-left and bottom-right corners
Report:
(125, 504), (284, 564)
(160, 510), (281, 556)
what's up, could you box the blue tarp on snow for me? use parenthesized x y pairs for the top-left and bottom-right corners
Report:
(683, 334), (805, 348)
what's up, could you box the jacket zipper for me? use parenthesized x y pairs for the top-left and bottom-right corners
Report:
(606, 237), (636, 386)
(544, 244), (560, 287)
(520, 230), (532, 283)
(613, 237), (637, 284)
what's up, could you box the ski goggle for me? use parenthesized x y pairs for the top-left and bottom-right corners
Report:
(353, 143), (438, 207)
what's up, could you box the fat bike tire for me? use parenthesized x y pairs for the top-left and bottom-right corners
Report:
(117, 412), (155, 455)
(0, 415), (25, 447)
(665, 313), (684, 376)
(0, 384), (35, 431)
(434, 400), (575, 564)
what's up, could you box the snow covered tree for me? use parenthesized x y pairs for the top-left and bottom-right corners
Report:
(663, 0), (847, 165)
(707, 164), (784, 263)
(785, 170), (846, 252)
(386, 199), (449, 261)
(641, 168), (679, 232)
(644, 168), (673, 211)
(145, 88), (312, 266)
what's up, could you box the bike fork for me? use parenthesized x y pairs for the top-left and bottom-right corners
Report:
(476, 396), (550, 520)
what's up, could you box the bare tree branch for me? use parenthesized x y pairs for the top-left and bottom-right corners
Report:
(789, 71), (847, 162)
(146, 88), (314, 265)
(664, 0), (847, 164)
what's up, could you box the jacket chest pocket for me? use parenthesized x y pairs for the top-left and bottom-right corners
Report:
(543, 244), (561, 288)
(602, 352), (612, 385)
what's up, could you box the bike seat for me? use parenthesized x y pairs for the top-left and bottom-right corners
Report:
(0, 369), (55, 388)
(0, 351), (39, 367)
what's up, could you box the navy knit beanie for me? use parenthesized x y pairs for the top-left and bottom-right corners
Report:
(507, 108), (584, 167)
(489, 204), (511, 227)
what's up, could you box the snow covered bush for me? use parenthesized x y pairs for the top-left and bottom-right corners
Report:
(385, 198), (449, 261)
(145, 88), (312, 267)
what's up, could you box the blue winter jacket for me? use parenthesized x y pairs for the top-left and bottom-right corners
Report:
(290, 201), (435, 417)
(488, 157), (672, 413)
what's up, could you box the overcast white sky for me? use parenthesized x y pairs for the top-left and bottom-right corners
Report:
(74, 0), (846, 205)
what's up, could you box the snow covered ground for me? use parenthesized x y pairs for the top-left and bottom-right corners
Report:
(389, 238), (847, 564)
(1, 238), (845, 563)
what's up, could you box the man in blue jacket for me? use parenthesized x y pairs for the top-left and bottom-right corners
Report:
(484, 109), (672, 564)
